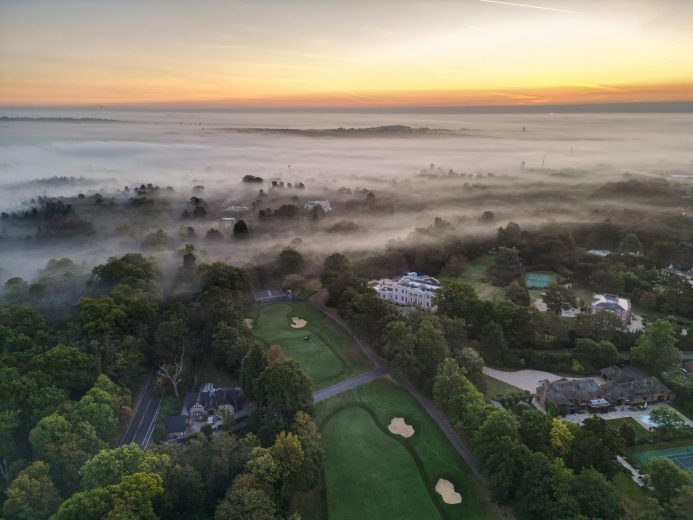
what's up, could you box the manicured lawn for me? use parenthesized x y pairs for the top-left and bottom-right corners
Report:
(607, 417), (651, 441)
(313, 379), (498, 520)
(483, 374), (523, 399)
(613, 472), (650, 518)
(249, 301), (372, 389)
(455, 255), (506, 301)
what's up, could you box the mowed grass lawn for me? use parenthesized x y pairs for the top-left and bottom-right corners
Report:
(606, 417), (651, 442)
(483, 374), (523, 399)
(455, 255), (506, 301)
(249, 301), (372, 389)
(314, 379), (497, 520)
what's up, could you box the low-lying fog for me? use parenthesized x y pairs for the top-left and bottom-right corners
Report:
(1, 109), (692, 284)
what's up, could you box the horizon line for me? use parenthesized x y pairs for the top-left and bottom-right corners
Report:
(3, 100), (693, 114)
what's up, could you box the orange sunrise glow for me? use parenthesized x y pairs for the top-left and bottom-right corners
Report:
(1, 0), (693, 109)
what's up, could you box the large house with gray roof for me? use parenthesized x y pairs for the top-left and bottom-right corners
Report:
(590, 293), (631, 325)
(536, 367), (674, 414)
(370, 272), (441, 311)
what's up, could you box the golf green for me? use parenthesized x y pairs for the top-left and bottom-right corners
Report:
(250, 301), (371, 389)
(315, 379), (497, 520)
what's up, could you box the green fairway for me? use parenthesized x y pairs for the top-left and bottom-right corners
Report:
(249, 301), (371, 389)
(314, 379), (497, 520)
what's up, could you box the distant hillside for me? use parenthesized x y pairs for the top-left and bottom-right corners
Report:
(228, 125), (470, 137)
(0, 116), (125, 123)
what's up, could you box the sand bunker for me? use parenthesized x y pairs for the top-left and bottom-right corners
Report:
(290, 316), (307, 328)
(243, 318), (253, 330)
(435, 479), (462, 504)
(388, 417), (415, 438)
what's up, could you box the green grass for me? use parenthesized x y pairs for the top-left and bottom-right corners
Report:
(454, 255), (506, 301)
(613, 472), (650, 518)
(249, 301), (372, 390)
(483, 374), (523, 399)
(607, 417), (652, 442)
(311, 379), (498, 520)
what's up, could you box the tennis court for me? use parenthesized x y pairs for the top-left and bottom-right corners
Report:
(635, 445), (693, 474)
(525, 272), (557, 289)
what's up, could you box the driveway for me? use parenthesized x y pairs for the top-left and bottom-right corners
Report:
(483, 366), (604, 394)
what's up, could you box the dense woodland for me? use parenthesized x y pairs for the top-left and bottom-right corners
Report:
(1, 171), (693, 519)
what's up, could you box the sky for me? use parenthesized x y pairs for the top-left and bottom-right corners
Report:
(1, 0), (693, 109)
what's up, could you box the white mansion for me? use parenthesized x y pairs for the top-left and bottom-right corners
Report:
(370, 272), (441, 311)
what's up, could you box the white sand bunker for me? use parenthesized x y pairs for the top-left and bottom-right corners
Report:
(388, 417), (415, 438)
(290, 316), (307, 328)
(243, 318), (253, 330)
(435, 479), (462, 504)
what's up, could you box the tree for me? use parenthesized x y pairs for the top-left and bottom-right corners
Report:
(473, 410), (520, 467)
(54, 472), (164, 520)
(575, 310), (625, 342)
(514, 453), (577, 520)
(214, 474), (276, 520)
(478, 321), (508, 364)
(549, 418), (574, 459)
(572, 468), (625, 520)
(487, 247), (525, 286)
(518, 409), (552, 453)
(455, 347), (486, 392)
(290, 411), (323, 490)
(211, 321), (253, 374)
(432, 358), (491, 435)
(80, 443), (171, 489)
(434, 281), (481, 322)
(619, 422), (636, 447)
(240, 344), (269, 400)
(631, 319), (682, 376)
(32, 344), (94, 396)
(568, 416), (623, 478)
(543, 285), (576, 315)
(3, 461), (61, 520)
(619, 233), (644, 254)
(506, 281), (530, 306)
(648, 407), (686, 436)
(572, 338), (619, 370)
(233, 219), (249, 236)
(255, 360), (314, 442)
(158, 349), (185, 398)
(29, 413), (104, 494)
(648, 458), (692, 505)
(412, 319), (449, 389)
(275, 249), (304, 277)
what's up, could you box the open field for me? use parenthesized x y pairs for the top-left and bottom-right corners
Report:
(483, 374), (523, 398)
(313, 378), (497, 520)
(249, 301), (372, 389)
(456, 255), (506, 301)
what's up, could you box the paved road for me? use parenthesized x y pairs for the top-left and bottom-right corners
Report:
(308, 290), (482, 478)
(313, 366), (390, 402)
(119, 371), (161, 449)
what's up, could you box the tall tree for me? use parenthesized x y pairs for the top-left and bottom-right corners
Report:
(3, 461), (61, 520)
(631, 319), (682, 376)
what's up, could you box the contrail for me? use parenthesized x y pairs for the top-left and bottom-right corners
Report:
(479, 0), (579, 14)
